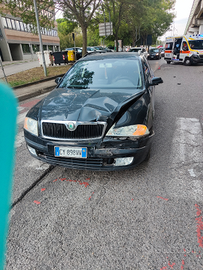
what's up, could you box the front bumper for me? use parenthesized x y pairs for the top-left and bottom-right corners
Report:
(191, 55), (203, 63)
(24, 130), (154, 171)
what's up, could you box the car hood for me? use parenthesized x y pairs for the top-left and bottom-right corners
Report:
(40, 87), (144, 124)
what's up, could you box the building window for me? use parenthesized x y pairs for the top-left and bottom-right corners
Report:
(48, 45), (53, 51)
(22, 44), (31, 53)
(43, 45), (47, 51)
(32, 44), (40, 53)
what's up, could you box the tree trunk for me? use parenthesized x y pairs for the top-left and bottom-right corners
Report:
(81, 25), (87, 57)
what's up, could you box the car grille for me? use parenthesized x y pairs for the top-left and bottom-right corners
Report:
(199, 55), (203, 59)
(42, 122), (105, 140)
(43, 155), (103, 170)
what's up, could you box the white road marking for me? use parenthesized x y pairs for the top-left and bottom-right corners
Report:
(26, 159), (50, 171)
(15, 130), (24, 148)
(170, 117), (203, 201)
(188, 169), (196, 177)
(17, 111), (27, 125)
(18, 106), (24, 112)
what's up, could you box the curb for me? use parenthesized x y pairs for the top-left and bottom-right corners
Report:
(17, 85), (56, 102)
(13, 73), (65, 90)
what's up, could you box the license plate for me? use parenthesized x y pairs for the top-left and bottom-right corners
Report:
(165, 53), (170, 57)
(55, 146), (87, 158)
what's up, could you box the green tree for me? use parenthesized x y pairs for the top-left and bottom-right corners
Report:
(56, 0), (102, 56)
(0, 0), (55, 30)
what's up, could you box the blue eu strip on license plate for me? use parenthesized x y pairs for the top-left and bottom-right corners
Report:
(55, 146), (87, 158)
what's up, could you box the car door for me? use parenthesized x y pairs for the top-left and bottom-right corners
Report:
(142, 58), (155, 128)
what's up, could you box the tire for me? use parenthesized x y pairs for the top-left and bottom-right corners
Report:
(166, 61), (171, 64)
(184, 57), (191, 66)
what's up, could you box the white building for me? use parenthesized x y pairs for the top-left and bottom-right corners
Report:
(185, 0), (203, 34)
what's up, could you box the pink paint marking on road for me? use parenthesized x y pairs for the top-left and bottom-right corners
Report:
(157, 196), (169, 201)
(181, 259), (185, 270)
(195, 204), (203, 248)
(168, 261), (175, 268)
(34, 200), (41, 205)
(57, 177), (89, 187)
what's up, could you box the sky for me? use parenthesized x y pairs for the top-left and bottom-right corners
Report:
(160, 0), (194, 40)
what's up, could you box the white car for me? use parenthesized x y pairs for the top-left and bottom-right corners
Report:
(128, 47), (148, 58)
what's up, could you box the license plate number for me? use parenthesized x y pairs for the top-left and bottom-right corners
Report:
(55, 146), (87, 158)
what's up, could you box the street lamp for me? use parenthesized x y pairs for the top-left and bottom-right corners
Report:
(33, 0), (47, 77)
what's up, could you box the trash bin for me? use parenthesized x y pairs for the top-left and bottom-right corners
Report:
(36, 50), (52, 67)
(51, 51), (68, 65)
(68, 50), (75, 62)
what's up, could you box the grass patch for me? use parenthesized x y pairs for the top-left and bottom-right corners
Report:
(3, 65), (71, 87)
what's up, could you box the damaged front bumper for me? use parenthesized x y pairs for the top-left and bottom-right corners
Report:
(24, 129), (154, 171)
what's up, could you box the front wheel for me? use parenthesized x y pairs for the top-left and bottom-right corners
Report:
(166, 61), (171, 64)
(184, 57), (191, 66)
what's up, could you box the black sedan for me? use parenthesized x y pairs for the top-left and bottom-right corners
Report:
(148, 48), (161, 60)
(24, 53), (163, 171)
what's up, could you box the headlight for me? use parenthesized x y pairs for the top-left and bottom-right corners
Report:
(24, 117), (38, 136)
(106, 124), (149, 137)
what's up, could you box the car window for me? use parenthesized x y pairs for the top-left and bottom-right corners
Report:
(142, 59), (151, 83)
(188, 40), (203, 50)
(165, 42), (173, 50)
(58, 59), (143, 89)
(150, 49), (159, 53)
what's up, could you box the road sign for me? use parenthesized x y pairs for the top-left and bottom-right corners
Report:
(99, 22), (113, 37)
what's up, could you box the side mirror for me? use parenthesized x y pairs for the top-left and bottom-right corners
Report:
(149, 77), (163, 86)
(55, 77), (62, 85)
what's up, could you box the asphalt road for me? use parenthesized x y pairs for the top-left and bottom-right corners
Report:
(5, 59), (203, 270)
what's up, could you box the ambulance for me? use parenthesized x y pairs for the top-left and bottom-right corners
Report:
(164, 34), (203, 65)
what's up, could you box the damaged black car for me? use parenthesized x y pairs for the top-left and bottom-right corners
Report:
(24, 53), (163, 171)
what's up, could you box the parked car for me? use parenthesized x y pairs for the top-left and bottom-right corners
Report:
(160, 47), (165, 57)
(24, 52), (163, 171)
(94, 46), (104, 51)
(148, 48), (161, 60)
(128, 47), (148, 58)
(65, 47), (82, 60)
(86, 47), (96, 53)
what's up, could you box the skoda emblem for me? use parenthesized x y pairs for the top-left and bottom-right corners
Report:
(66, 122), (76, 131)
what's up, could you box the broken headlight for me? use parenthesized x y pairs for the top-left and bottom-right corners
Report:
(106, 124), (149, 137)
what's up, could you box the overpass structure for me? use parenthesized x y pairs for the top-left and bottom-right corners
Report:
(184, 0), (203, 34)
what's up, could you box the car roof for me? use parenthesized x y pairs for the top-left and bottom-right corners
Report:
(79, 52), (143, 61)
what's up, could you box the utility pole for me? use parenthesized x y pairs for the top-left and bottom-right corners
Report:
(0, 56), (7, 83)
(33, 0), (47, 77)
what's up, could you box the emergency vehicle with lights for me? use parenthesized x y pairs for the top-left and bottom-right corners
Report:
(164, 34), (203, 65)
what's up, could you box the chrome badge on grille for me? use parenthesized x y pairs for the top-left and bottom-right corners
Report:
(65, 122), (76, 131)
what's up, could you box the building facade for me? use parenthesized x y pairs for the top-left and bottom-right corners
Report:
(0, 13), (60, 61)
(185, 0), (203, 35)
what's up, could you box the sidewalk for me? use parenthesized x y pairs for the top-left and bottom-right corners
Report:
(13, 78), (57, 102)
